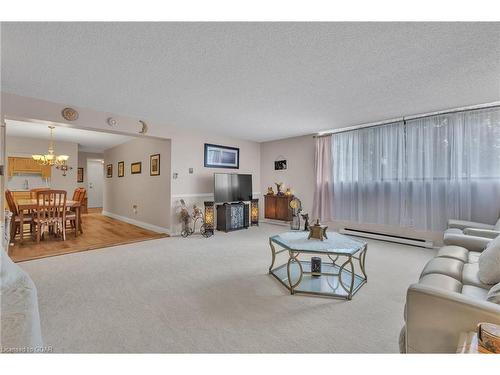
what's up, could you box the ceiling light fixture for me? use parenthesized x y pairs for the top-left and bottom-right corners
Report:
(32, 125), (72, 175)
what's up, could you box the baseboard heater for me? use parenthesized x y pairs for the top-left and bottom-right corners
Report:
(340, 227), (434, 248)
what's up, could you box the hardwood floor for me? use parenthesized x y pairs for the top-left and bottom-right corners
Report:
(9, 209), (168, 262)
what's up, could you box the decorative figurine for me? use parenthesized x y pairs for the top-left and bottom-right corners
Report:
(301, 213), (310, 231)
(267, 186), (275, 195)
(285, 188), (292, 196)
(289, 198), (302, 230)
(179, 199), (212, 238)
(308, 219), (328, 241)
(275, 182), (284, 196)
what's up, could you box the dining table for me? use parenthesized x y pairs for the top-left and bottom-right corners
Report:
(16, 198), (82, 243)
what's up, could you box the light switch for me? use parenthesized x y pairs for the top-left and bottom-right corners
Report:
(189, 168), (194, 174)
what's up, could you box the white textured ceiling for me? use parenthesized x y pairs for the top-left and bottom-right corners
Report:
(1, 22), (500, 142)
(6, 119), (135, 153)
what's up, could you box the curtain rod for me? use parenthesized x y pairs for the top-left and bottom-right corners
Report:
(313, 101), (500, 138)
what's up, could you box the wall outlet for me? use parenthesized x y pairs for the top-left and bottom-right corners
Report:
(133, 204), (138, 214)
(173, 172), (178, 179)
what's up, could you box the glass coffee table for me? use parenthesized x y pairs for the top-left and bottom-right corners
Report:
(268, 231), (367, 300)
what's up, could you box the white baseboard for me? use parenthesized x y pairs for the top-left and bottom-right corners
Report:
(101, 211), (169, 234)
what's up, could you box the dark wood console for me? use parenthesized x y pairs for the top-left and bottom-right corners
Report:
(264, 194), (293, 221)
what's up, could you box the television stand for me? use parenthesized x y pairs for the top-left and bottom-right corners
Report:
(216, 202), (250, 232)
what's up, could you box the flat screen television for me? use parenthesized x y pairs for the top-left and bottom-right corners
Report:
(214, 173), (253, 203)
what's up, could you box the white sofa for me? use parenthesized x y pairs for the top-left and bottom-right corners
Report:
(400, 244), (500, 353)
(444, 218), (500, 251)
(0, 244), (43, 352)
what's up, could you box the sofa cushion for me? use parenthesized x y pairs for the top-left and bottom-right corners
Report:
(419, 273), (462, 293)
(486, 282), (500, 304)
(420, 257), (463, 280)
(463, 263), (492, 289)
(437, 245), (468, 263)
(478, 235), (500, 284)
(468, 251), (481, 264)
(461, 285), (489, 300)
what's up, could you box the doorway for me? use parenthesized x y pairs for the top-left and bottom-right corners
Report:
(87, 159), (104, 209)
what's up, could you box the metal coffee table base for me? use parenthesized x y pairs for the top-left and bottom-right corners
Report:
(269, 240), (367, 300)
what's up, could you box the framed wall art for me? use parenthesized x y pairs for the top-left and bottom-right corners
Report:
(131, 162), (142, 174)
(77, 167), (84, 182)
(150, 154), (160, 176)
(118, 161), (125, 177)
(106, 164), (112, 178)
(204, 143), (239, 169)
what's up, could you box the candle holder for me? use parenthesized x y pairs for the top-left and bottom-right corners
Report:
(251, 199), (259, 226)
(202, 201), (215, 236)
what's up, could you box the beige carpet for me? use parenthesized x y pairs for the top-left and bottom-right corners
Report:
(19, 223), (435, 353)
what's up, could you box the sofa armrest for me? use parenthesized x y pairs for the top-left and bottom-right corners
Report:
(443, 232), (490, 252)
(463, 228), (500, 239)
(447, 219), (495, 231)
(405, 283), (500, 353)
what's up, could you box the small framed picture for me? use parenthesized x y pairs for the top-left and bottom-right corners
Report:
(150, 154), (160, 176)
(106, 164), (113, 178)
(77, 167), (84, 182)
(118, 161), (124, 177)
(131, 162), (142, 174)
(274, 160), (287, 170)
(204, 143), (239, 169)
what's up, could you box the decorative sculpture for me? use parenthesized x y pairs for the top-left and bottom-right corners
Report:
(267, 186), (274, 195)
(301, 213), (310, 231)
(289, 198), (302, 230)
(275, 182), (284, 196)
(61, 107), (79, 121)
(179, 199), (212, 238)
(139, 120), (148, 134)
(308, 219), (328, 241)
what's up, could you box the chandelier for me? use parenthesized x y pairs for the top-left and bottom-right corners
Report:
(32, 125), (70, 169)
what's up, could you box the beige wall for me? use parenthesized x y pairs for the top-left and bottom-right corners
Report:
(103, 137), (171, 230)
(260, 135), (315, 217)
(6, 135), (79, 194)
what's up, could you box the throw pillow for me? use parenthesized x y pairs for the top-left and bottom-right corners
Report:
(487, 282), (500, 304)
(479, 235), (500, 285)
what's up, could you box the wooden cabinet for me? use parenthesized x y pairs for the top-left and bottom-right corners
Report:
(7, 157), (51, 178)
(264, 195), (293, 221)
(11, 191), (31, 201)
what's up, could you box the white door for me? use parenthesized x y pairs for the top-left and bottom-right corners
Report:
(87, 160), (104, 208)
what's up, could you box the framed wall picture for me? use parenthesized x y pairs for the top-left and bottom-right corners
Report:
(106, 164), (112, 178)
(77, 167), (84, 182)
(118, 161), (124, 177)
(204, 143), (239, 169)
(131, 162), (142, 174)
(150, 154), (160, 176)
(274, 160), (287, 170)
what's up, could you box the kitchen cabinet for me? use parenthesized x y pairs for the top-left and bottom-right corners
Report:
(7, 157), (51, 178)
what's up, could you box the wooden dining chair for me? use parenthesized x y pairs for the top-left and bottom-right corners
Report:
(34, 190), (67, 243)
(30, 188), (50, 199)
(5, 189), (33, 243)
(67, 188), (86, 234)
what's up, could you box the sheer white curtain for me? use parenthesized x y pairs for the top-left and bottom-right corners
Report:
(332, 121), (406, 227)
(330, 107), (500, 231)
(404, 108), (500, 230)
